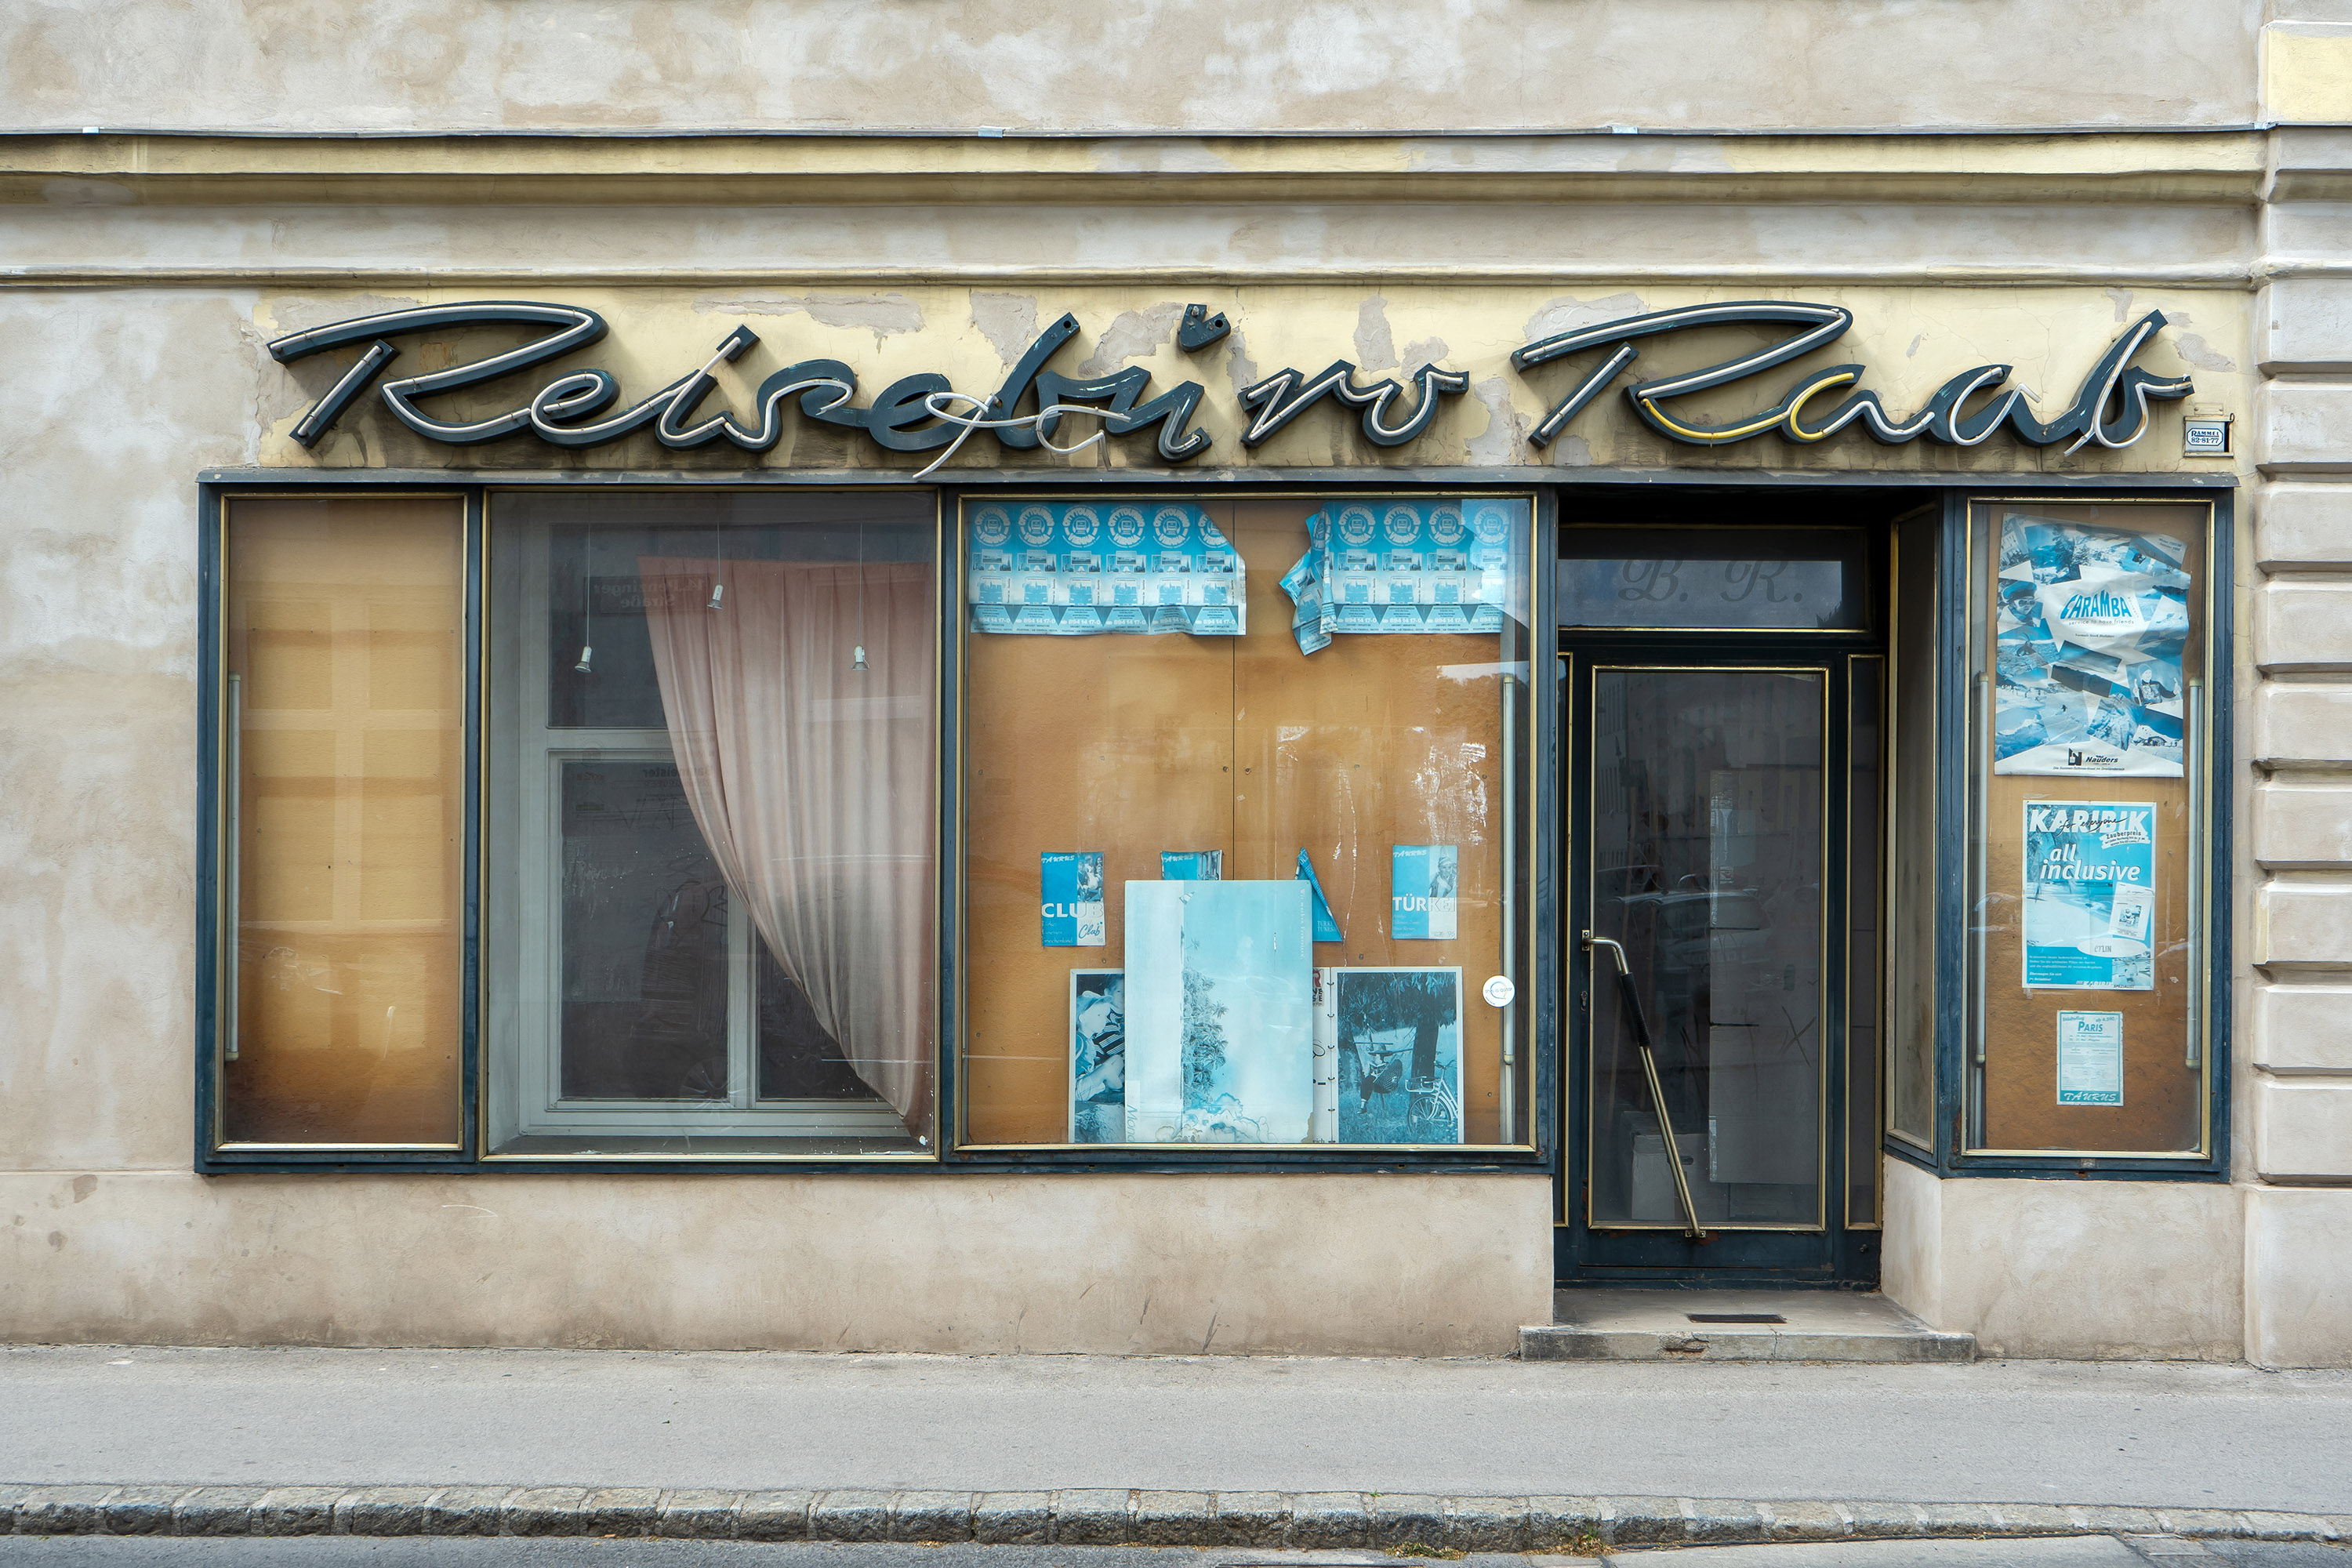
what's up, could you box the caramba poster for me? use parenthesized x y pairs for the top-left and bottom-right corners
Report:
(968, 501), (1243, 637)
(1993, 515), (2190, 778)
(2023, 802), (2156, 991)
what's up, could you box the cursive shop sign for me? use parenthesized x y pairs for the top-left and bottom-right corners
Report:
(269, 299), (2194, 472)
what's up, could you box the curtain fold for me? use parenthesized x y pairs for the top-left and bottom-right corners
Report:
(637, 555), (935, 1126)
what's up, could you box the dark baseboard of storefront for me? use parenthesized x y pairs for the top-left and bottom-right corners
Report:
(0, 1486), (2334, 1548)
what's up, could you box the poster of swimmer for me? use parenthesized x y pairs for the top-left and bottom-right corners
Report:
(2022, 801), (2157, 991)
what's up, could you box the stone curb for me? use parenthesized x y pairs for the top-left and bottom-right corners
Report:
(2, 1486), (2343, 1546)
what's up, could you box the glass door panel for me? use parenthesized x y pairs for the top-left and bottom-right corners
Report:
(1587, 668), (1828, 1231)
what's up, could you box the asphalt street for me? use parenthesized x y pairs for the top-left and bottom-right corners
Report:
(5, 1346), (2352, 1514)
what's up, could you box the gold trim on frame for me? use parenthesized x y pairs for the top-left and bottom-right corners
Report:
(1581, 661), (1836, 1235)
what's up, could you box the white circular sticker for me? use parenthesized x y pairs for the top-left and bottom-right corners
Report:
(1482, 975), (1516, 1008)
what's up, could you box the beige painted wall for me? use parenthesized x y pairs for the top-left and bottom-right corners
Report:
(1882, 1164), (2245, 1360)
(2245, 1185), (2352, 1368)
(0, 1170), (1551, 1353)
(0, 0), (2263, 138)
(0, 136), (2322, 1356)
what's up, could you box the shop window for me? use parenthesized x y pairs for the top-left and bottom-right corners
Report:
(482, 493), (938, 1156)
(1886, 511), (1938, 1153)
(1963, 499), (2213, 1157)
(957, 495), (1535, 1149)
(1847, 653), (1885, 1223)
(215, 497), (466, 1147)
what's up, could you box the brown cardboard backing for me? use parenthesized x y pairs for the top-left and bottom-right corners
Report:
(223, 496), (467, 1144)
(962, 498), (1515, 1145)
(1975, 502), (2205, 1154)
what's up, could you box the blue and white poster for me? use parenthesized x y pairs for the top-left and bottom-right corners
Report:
(2023, 802), (2156, 991)
(1069, 970), (1126, 1142)
(968, 501), (1244, 637)
(1279, 499), (1516, 655)
(2056, 1010), (2126, 1106)
(1041, 851), (1105, 948)
(1994, 515), (2191, 778)
(1391, 844), (1458, 941)
(1313, 967), (1465, 1145)
(1123, 880), (1314, 1143)
(1161, 851), (1223, 880)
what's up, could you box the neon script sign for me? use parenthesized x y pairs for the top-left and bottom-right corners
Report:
(269, 299), (2194, 468)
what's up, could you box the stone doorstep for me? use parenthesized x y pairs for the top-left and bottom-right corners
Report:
(1519, 1323), (1979, 1363)
(2, 1489), (2342, 1545)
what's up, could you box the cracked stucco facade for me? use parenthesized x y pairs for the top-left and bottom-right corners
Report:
(4, 5), (2352, 1360)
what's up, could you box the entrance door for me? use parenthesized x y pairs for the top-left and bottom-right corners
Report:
(1558, 649), (1883, 1284)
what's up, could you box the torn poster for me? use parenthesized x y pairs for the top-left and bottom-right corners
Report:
(1279, 499), (1515, 655)
(1993, 515), (2190, 777)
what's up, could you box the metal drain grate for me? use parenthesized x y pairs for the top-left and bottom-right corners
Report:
(1687, 1312), (1787, 1324)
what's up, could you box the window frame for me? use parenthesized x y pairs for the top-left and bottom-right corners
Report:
(939, 485), (1555, 1166)
(198, 485), (483, 1165)
(1941, 490), (2231, 1176)
(1875, 486), (2235, 1185)
(193, 470), (2227, 1183)
(486, 515), (917, 1146)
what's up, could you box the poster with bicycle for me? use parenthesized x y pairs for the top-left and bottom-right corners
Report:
(1312, 967), (1465, 1145)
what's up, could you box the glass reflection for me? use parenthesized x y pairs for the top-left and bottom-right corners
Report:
(1590, 669), (1827, 1228)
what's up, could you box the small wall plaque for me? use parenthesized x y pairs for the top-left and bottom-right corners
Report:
(2183, 415), (2232, 456)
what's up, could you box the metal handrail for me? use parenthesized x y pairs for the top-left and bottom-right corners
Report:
(1583, 931), (1708, 1242)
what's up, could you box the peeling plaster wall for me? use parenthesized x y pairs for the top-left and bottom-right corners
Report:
(0, 172), (2286, 1353)
(0, 0), (2261, 136)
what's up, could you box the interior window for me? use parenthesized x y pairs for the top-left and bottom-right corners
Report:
(483, 492), (938, 1156)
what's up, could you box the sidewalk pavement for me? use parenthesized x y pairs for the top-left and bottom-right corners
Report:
(3, 1344), (2350, 1541)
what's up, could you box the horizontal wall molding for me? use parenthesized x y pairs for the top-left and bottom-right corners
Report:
(0, 263), (2284, 290)
(0, 129), (2273, 209)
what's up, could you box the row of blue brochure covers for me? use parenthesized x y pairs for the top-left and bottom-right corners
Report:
(967, 499), (1516, 654)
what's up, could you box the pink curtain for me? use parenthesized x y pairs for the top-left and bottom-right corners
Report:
(637, 556), (935, 1126)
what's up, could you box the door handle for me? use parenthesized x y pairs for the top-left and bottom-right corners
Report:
(1583, 931), (1708, 1242)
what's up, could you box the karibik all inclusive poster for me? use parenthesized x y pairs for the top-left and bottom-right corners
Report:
(2022, 802), (2157, 991)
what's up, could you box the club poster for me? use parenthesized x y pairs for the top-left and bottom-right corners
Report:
(968, 501), (1244, 637)
(1069, 970), (1126, 1142)
(1279, 499), (1515, 655)
(1040, 851), (1106, 948)
(1161, 851), (1224, 880)
(1123, 880), (1314, 1144)
(1392, 844), (1459, 940)
(1992, 514), (2190, 778)
(2023, 802), (2155, 991)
